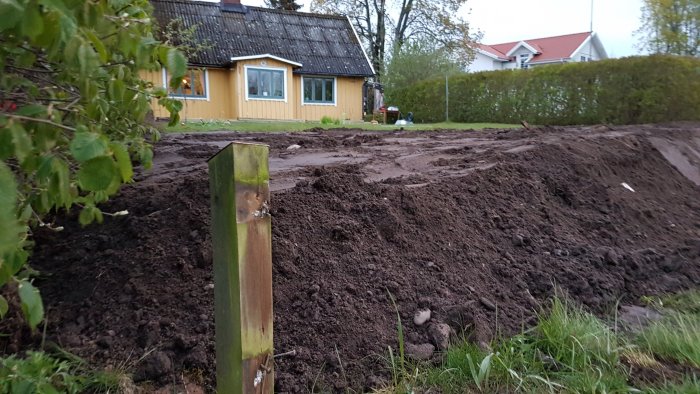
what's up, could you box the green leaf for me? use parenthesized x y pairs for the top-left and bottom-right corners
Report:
(85, 29), (107, 63)
(69, 130), (108, 162)
(110, 143), (133, 182)
(0, 128), (12, 160)
(78, 205), (95, 225)
(10, 123), (33, 164)
(16, 104), (47, 117)
(0, 294), (7, 318)
(139, 146), (154, 169)
(78, 41), (94, 77)
(21, 0), (44, 40)
(18, 280), (44, 330)
(0, 0), (23, 31)
(166, 48), (187, 89)
(77, 156), (118, 192)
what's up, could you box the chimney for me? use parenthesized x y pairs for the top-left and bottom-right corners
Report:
(221, 0), (247, 13)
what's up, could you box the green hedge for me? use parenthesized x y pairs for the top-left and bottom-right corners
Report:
(387, 55), (700, 125)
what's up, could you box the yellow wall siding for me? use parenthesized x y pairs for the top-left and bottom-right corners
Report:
(294, 76), (363, 121)
(142, 62), (365, 121)
(141, 68), (234, 120)
(234, 59), (296, 120)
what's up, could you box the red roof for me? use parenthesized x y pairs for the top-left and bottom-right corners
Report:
(480, 32), (592, 63)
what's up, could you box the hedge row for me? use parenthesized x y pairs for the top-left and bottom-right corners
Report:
(387, 55), (700, 125)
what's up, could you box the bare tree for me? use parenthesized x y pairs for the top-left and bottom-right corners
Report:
(312, 0), (478, 79)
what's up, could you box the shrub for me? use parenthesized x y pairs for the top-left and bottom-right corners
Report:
(320, 116), (341, 125)
(387, 55), (700, 125)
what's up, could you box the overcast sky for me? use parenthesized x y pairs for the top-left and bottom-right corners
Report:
(207, 0), (644, 58)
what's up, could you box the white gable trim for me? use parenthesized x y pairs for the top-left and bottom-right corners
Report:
(570, 33), (609, 60)
(346, 16), (376, 76)
(570, 34), (592, 58)
(476, 48), (509, 62)
(506, 41), (540, 57)
(592, 33), (608, 58)
(230, 54), (302, 67)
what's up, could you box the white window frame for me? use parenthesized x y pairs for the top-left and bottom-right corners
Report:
(519, 54), (530, 69)
(244, 65), (288, 102)
(301, 76), (337, 106)
(161, 68), (210, 101)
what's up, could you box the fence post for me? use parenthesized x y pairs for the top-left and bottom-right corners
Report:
(208, 142), (273, 393)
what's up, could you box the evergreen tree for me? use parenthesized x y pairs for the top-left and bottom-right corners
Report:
(266, 0), (303, 11)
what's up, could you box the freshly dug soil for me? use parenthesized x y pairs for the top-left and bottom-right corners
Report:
(2, 123), (700, 392)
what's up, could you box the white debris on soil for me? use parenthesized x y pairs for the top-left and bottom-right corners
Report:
(413, 309), (432, 326)
(621, 182), (636, 192)
(286, 144), (302, 150)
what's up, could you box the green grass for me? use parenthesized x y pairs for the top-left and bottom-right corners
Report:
(639, 312), (700, 368)
(383, 292), (700, 394)
(0, 350), (124, 393)
(162, 119), (520, 133)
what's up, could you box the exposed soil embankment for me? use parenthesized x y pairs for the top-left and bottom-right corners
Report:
(2, 124), (699, 392)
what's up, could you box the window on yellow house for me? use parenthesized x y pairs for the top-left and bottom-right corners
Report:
(246, 67), (285, 100)
(165, 68), (207, 98)
(303, 76), (335, 104)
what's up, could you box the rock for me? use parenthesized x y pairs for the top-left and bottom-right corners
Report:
(619, 305), (663, 330)
(308, 284), (320, 295)
(479, 297), (497, 311)
(198, 246), (212, 268)
(96, 336), (113, 349)
(413, 309), (432, 326)
(204, 283), (214, 290)
(365, 375), (386, 390)
(136, 351), (173, 381)
(367, 264), (377, 271)
(604, 249), (620, 265)
(174, 334), (195, 350)
(405, 343), (435, 361)
(511, 233), (525, 247)
(286, 144), (302, 150)
(60, 334), (82, 347)
(183, 346), (208, 368)
(137, 321), (160, 348)
(428, 322), (452, 350)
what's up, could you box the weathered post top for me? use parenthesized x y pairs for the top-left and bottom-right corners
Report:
(208, 142), (273, 393)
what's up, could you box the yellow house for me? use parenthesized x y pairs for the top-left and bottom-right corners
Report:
(145, 0), (375, 122)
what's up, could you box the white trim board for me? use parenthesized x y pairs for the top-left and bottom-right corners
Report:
(230, 54), (302, 67)
(346, 16), (376, 76)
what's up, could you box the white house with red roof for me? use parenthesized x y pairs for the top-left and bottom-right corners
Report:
(467, 32), (607, 73)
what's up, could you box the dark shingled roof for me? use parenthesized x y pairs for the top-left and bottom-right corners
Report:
(150, 0), (375, 77)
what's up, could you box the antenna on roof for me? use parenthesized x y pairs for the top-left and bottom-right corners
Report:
(589, 0), (594, 32)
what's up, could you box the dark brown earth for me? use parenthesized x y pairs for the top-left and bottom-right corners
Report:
(2, 123), (700, 392)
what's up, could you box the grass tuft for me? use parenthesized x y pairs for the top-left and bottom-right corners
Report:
(639, 312), (700, 368)
(407, 295), (700, 393)
(0, 350), (123, 393)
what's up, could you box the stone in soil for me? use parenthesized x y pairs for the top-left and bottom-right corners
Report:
(428, 322), (452, 350)
(405, 343), (436, 361)
(135, 351), (173, 382)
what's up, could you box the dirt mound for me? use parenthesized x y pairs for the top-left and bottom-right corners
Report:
(2, 125), (700, 392)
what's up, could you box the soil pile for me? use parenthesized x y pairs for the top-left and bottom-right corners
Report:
(2, 124), (699, 392)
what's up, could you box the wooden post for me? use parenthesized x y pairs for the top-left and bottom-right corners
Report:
(208, 142), (273, 393)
